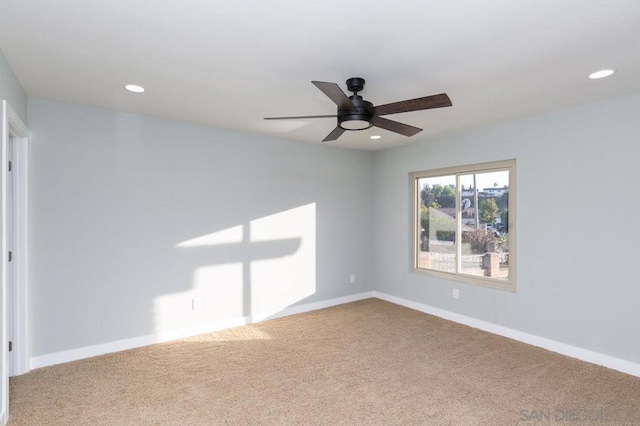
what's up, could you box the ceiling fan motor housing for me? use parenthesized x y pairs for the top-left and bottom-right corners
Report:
(338, 95), (373, 130)
(346, 77), (365, 93)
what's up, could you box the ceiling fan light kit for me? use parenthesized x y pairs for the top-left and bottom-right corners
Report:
(265, 77), (452, 142)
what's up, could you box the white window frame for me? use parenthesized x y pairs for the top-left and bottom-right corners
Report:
(410, 159), (516, 291)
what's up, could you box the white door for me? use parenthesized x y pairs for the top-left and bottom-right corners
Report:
(6, 135), (14, 378)
(1, 100), (29, 425)
(1, 101), (9, 425)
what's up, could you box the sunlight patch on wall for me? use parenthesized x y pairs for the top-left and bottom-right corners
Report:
(154, 203), (317, 336)
(249, 203), (316, 315)
(175, 225), (243, 247)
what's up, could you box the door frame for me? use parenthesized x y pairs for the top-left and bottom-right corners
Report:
(6, 101), (29, 375)
(1, 99), (29, 424)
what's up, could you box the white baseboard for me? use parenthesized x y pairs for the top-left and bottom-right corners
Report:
(30, 291), (375, 370)
(373, 291), (640, 378)
(29, 290), (640, 379)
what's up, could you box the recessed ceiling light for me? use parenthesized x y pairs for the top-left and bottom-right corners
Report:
(370, 135), (381, 140)
(588, 69), (615, 80)
(125, 84), (145, 93)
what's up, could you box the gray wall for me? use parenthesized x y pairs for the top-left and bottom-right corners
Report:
(29, 98), (374, 356)
(27, 89), (640, 364)
(373, 92), (640, 364)
(0, 49), (27, 122)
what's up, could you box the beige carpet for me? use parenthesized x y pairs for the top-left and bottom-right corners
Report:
(8, 299), (640, 425)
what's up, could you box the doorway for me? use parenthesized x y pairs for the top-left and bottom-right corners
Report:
(1, 100), (29, 425)
(6, 135), (14, 377)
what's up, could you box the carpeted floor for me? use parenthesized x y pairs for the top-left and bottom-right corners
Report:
(8, 299), (640, 425)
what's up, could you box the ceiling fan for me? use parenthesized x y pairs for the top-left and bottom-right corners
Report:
(264, 77), (452, 142)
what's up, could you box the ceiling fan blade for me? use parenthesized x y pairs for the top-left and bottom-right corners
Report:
(312, 81), (358, 112)
(371, 116), (423, 137)
(373, 93), (452, 116)
(322, 126), (346, 142)
(264, 114), (337, 120)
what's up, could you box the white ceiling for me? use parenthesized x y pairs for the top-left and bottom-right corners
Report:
(1, 0), (639, 150)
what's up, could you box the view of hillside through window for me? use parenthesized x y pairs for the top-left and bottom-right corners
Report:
(415, 163), (513, 286)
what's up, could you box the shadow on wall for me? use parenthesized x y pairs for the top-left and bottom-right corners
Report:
(156, 203), (317, 333)
(31, 103), (371, 357)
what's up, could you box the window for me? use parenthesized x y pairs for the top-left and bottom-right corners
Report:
(411, 159), (516, 291)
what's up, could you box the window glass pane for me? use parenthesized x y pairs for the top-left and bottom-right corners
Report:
(417, 175), (456, 274)
(412, 160), (515, 290)
(459, 171), (509, 280)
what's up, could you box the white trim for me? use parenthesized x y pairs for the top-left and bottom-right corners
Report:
(30, 291), (375, 369)
(373, 291), (640, 378)
(1, 100), (6, 426)
(6, 104), (29, 376)
(29, 290), (640, 379)
(0, 101), (28, 424)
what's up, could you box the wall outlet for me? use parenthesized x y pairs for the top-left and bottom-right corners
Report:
(349, 274), (356, 284)
(452, 288), (460, 299)
(192, 297), (202, 310)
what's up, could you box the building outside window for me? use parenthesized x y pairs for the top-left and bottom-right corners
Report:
(411, 159), (516, 291)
